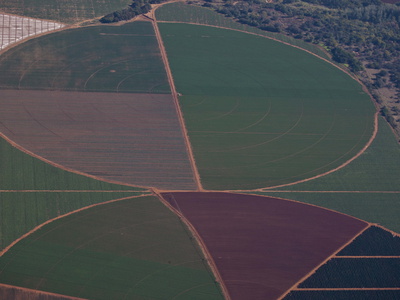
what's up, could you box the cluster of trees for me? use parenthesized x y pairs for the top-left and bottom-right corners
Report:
(206, 0), (400, 75)
(100, 0), (166, 23)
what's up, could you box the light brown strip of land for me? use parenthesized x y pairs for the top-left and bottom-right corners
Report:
(154, 189), (231, 300)
(151, 7), (203, 191)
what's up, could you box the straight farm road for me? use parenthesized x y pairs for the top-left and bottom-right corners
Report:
(150, 11), (203, 192)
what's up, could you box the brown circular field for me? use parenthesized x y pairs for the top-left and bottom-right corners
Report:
(161, 192), (368, 300)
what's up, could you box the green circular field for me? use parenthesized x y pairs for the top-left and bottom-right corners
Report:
(159, 23), (377, 190)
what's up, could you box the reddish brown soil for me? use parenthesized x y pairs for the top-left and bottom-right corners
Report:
(161, 192), (368, 300)
(0, 89), (196, 190)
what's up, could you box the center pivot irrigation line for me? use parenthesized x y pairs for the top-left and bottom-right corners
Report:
(150, 9), (203, 192)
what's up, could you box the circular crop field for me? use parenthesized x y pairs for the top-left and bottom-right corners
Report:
(159, 23), (377, 190)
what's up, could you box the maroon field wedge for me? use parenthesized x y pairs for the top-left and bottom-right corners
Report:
(161, 192), (368, 300)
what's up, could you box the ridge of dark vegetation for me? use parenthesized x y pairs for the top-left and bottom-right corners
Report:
(100, 0), (167, 23)
(185, 0), (400, 137)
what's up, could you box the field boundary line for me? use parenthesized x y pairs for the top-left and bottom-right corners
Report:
(277, 223), (371, 300)
(151, 8), (203, 191)
(154, 189), (231, 300)
(0, 194), (148, 257)
(0, 131), (148, 190)
(0, 283), (87, 299)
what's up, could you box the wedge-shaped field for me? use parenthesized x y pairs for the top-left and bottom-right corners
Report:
(0, 0), (132, 24)
(337, 226), (400, 256)
(0, 196), (224, 300)
(161, 192), (367, 300)
(0, 21), (170, 93)
(159, 23), (376, 190)
(0, 90), (196, 190)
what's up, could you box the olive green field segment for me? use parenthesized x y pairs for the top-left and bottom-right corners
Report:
(0, 137), (146, 191)
(0, 196), (223, 300)
(155, 2), (329, 59)
(255, 191), (400, 234)
(159, 23), (376, 190)
(0, 192), (148, 251)
(0, 0), (132, 24)
(274, 117), (400, 191)
(0, 21), (170, 93)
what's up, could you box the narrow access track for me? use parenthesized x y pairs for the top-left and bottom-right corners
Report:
(149, 8), (203, 192)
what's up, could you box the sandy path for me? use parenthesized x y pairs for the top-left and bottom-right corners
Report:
(154, 189), (231, 300)
(150, 8), (203, 191)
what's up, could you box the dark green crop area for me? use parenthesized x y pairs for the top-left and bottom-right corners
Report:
(0, 21), (170, 93)
(159, 23), (376, 190)
(0, 196), (223, 300)
(299, 258), (400, 288)
(284, 290), (400, 300)
(0, 0), (132, 24)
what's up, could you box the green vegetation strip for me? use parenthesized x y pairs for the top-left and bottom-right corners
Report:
(155, 2), (330, 59)
(0, 21), (170, 93)
(0, 0), (132, 24)
(159, 23), (375, 190)
(0, 196), (223, 300)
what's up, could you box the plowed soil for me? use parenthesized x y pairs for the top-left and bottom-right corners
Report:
(0, 90), (196, 190)
(161, 192), (368, 300)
